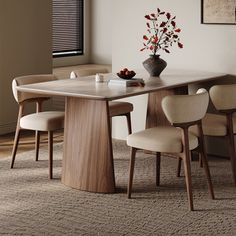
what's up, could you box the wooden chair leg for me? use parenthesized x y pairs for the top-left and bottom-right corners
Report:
(35, 131), (40, 161)
(227, 114), (236, 186)
(48, 131), (53, 179)
(10, 127), (21, 168)
(176, 157), (182, 177)
(228, 134), (236, 186)
(198, 152), (203, 168)
(11, 105), (24, 169)
(125, 113), (132, 135)
(190, 151), (194, 161)
(183, 152), (194, 211)
(198, 122), (214, 199)
(182, 129), (194, 211)
(127, 147), (137, 199)
(200, 152), (215, 199)
(156, 152), (161, 186)
(110, 118), (112, 135)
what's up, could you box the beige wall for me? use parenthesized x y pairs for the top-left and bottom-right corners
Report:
(0, 0), (109, 134)
(112, 0), (236, 73)
(0, 0), (52, 134)
(90, 0), (112, 64)
(111, 0), (236, 139)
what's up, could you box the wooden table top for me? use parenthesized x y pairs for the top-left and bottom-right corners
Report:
(17, 69), (227, 101)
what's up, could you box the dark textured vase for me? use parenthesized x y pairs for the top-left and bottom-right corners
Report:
(143, 55), (167, 76)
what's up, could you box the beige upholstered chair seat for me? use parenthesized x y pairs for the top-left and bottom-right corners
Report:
(127, 89), (214, 211)
(205, 84), (236, 186)
(127, 126), (198, 153)
(11, 74), (65, 179)
(20, 111), (64, 131)
(109, 101), (133, 117)
(190, 113), (236, 137)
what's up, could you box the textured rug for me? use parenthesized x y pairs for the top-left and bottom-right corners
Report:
(0, 140), (236, 235)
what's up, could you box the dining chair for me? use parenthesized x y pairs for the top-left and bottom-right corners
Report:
(126, 89), (214, 211)
(11, 74), (65, 179)
(186, 84), (236, 187)
(70, 70), (133, 134)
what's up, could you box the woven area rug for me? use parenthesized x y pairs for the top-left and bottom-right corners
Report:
(0, 140), (236, 235)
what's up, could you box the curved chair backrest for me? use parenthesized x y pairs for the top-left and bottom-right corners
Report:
(209, 84), (236, 111)
(12, 74), (57, 103)
(161, 88), (209, 124)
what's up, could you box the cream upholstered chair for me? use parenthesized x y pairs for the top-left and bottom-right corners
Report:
(190, 84), (236, 186)
(70, 70), (133, 134)
(11, 75), (64, 179)
(127, 89), (214, 211)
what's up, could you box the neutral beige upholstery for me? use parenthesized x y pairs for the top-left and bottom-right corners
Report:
(189, 85), (236, 137)
(127, 89), (209, 153)
(210, 84), (236, 111)
(127, 127), (198, 153)
(198, 84), (236, 186)
(190, 113), (236, 137)
(11, 74), (65, 179)
(161, 89), (209, 124)
(20, 111), (64, 131)
(109, 101), (133, 117)
(126, 89), (214, 211)
(128, 89), (209, 153)
(12, 74), (57, 103)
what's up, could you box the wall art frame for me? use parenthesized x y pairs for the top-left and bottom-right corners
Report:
(201, 0), (236, 24)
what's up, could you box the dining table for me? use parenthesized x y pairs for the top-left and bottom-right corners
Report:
(16, 69), (227, 193)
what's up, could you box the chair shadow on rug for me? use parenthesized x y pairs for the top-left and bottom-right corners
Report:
(9, 158), (62, 180)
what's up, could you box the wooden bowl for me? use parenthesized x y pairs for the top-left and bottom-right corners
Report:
(117, 72), (136, 80)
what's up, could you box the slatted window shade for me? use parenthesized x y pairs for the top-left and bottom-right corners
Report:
(53, 0), (83, 57)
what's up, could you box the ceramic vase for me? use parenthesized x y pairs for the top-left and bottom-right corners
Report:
(143, 55), (167, 77)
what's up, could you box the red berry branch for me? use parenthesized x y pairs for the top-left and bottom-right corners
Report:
(140, 8), (183, 55)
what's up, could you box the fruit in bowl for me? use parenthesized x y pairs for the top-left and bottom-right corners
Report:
(117, 68), (136, 80)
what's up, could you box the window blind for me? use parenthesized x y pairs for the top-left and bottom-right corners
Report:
(52, 0), (83, 57)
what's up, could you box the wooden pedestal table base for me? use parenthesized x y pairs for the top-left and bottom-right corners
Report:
(61, 97), (115, 193)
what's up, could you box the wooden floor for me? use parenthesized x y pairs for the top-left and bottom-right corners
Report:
(0, 130), (63, 158)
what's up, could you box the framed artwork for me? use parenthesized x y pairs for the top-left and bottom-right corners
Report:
(201, 0), (236, 24)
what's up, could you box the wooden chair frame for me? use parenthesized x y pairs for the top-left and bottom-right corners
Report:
(127, 119), (214, 211)
(224, 110), (236, 186)
(11, 97), (55, 179)
(178, 109), (236, 186)
(110, 112), (132, 135)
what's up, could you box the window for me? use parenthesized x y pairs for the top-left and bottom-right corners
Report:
(52, 0), (84, 57)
